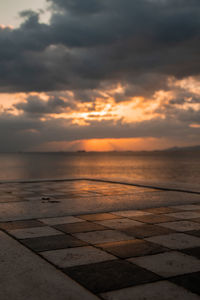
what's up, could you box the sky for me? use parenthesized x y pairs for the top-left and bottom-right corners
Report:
(0, 0), (200, 152)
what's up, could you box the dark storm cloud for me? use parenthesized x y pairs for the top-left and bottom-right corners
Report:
(15, 95), (74, 115)
(48, 0), (105, 15)
(0, 0), (200, 94)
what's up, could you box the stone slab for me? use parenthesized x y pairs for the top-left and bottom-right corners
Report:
(39, 216), (84, 225)
(21, 234), (87, 252)
(98, 239), (168, 258)
(166, 212), (200, 220)
(129, 251), (200, 277)
(95, 218), (143, 230)
(101, 280), (200, 300)
(0, 231), (99, 300)
(9, 226), (63, 239)
(111, 210), (152, 217)
(41, 246), (116, 268)
(64, 260), (160, 294)
(146, 233), (200, 249)
(74, 230), (133, 244)
(160, 221), (200, 232)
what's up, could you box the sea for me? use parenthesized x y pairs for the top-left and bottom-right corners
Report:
(0, 151), (200, 185)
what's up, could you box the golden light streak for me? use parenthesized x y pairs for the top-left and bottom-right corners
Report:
(33, 137), (196, 152)
(190, 124), (200, 128)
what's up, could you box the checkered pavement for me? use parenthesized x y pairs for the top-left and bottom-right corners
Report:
(1, 204), (200, 299)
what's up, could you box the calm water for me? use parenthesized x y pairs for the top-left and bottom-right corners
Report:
(0, 151), (200, 185)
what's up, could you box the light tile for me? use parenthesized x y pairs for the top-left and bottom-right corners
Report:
(95, 218), (143, 230)
(39, 216), (84, 225)
(129, 251), (200, 277)
(101, 280), (200, 300)
(146, 233), (200, 249)
(166, 211), (200, 220)
(0, 231), (99, 300)
(41, 246), (116, 268)
(74, 230), (133, 244)
(9, 226), (63, 239)
(112, 210), (152, 217)
(160, 221), (200, 232)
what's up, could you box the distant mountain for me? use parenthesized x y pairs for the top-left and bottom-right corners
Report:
(164, 145), (200, 152)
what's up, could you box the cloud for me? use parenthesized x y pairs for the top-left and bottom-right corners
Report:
(1, 0), (200, 151)
(0, 0), (200, 95)
(15, 94), (74, 115)
(0, 102), (199, 151)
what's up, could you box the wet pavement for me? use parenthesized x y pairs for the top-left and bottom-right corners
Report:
(1, 179), (200, 299)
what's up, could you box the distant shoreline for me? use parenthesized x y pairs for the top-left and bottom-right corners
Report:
(0, 145), (200, 154)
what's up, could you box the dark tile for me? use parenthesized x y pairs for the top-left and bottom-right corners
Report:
(181, 247), (200, 259)
(0, 195), (23, 203)
(130, 215), (177, 224)
(21, 234), (87, 252)
(170, 272), (200, 295)
(143, 207), (179, 214)
(121, 224), (174, 238)
(77, 213), (120, 221)
(97, 239), (168, 258)
(187, 230), (200, 237)
(54, 221), (106, 233)
(64, 260), (160, 294)
(0, 220), (45, 230)
(192, 218), (200, 224)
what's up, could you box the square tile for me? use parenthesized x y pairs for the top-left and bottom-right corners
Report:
(0, 220), (45, 230)
(171, 205), (200, 211)
(21, 234), (87, 252)
(129, 215), (177, 224)
(95, 218), (143, 230)
(160, 221), (200, 232)
(181, 247), (200, 259)
(77, 213), (120, 221)
(39, 216), (84, 225)
(192, 218), (200, 224)
(129, 251), (200, 277)
(146, 233), (200, 249)
(121, 224), (174, 238)
(74, 230), (133, 244)
(143, 207), (180, 214)
(112, 210), (152, 218)
(171, 272), (200, 296)
(54, 221), (106, 233)
(166, 212), (200, 220)
(9, 226), (63, 239)
(41, 246), (116, 268)
(187, 230), (200, 237)
(101, 280), (200, 300)
(98, 239), (168, 258)
(63, 260), (160, 294)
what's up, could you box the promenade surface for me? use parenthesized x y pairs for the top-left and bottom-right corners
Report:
(1, 179), (200, 300)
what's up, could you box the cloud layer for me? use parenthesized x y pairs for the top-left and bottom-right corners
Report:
(1, 0), (200, 94)
(0, 0), (200, 151)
